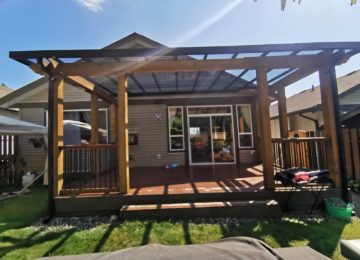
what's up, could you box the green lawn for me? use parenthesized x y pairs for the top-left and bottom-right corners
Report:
(1, 187), (359, 259)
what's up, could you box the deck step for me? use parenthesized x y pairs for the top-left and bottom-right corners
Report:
(119, 200), (282, 220)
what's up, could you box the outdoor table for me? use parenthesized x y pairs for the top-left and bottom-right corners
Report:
(280, 182), (333, 213)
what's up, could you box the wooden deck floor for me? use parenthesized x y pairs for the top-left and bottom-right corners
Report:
(61, 164), (264, 196)
(129, 164), (264, 195)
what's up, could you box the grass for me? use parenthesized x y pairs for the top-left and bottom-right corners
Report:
(1, 187), (359, 259)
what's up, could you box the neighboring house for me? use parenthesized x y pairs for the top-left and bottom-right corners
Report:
(0, 33), (258, 173)
(270, 69), (360, 137)
(0, 84), (17, 118)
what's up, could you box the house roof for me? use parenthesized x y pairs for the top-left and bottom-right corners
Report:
(0, 84), (14, 98)
(269, 69), (360, 118)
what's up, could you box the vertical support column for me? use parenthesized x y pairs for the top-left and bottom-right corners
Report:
(118, 75), (129, 194)
(110, 103), (118, 143)
(318, 66), (343, 189)
(90, 92), (99, 144)
(52, 76), (64, 196)
(256, 67), (275, 190)
(277, 87), (291, 168)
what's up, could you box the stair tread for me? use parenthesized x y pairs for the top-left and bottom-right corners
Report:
(120, 200), (279, 211)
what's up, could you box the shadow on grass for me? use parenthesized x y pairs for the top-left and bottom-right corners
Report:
(182, 221), (192, 244)
(0, 229), (76, 259)
(93, 223), (117, 252)
(43, 229), (77, 256)
(218, 218), (347, 258)
(142, 221), (153, 245)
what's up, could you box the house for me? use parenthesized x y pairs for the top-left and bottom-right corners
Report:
(270, 69), (360, 137)
(0, 84), (17, 118)
(3, 33), (360, 216)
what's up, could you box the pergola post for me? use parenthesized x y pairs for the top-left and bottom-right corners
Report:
(318, 66), (343, 189)
(118, 75), (129, 194)
(256, 67), (275, 189)
(90, 92), (99, 144)
(51, 76), (64, 196)
(110, 103), (118, 143)
(277, 87), (291, 168)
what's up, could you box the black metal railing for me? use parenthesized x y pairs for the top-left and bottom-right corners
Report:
(272, 137), (327, 170)
(61, 144), (118, 192)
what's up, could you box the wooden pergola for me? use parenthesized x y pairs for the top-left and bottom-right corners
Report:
(9, 42), (360, 204)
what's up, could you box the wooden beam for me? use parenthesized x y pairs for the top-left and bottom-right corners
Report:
(118, 75), (129, 194)
(36, 54), (336, 77)
(256, 67), (275, 190)
(65, 76), (116, 104)
(110, 103), (118, 143)
(37, 58), (116, 104)
(9, 42), (360, 60)
(270, 66), (318, 95)
(90, 92), (99, 144)
(277, 87), (291, 168)
(52, 76), (64, 196)
(318, 66), (341, 187)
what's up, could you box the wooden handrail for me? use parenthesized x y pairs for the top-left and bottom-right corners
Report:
(59, 144), (118, 149)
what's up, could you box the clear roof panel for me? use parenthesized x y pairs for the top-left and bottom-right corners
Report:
(206, 54), (235, 59)
(296, 50), (322, 55)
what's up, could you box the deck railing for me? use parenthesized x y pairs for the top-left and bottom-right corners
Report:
(272, 137), (327, 170)
(60, 144), (119, 192)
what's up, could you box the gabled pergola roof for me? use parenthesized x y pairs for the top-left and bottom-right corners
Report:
(9, 41), (360, 98)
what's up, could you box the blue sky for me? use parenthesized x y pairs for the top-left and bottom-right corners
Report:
(0, 0), (359, 96)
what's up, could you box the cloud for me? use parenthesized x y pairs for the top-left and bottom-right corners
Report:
(76, 0), (106, 12)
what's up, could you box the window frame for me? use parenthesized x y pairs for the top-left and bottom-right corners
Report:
(236, 104), (254, 149)
(167, 106), (185, 152)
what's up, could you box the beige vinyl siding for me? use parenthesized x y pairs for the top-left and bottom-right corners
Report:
(128, 104), (185, 167)
(340, 87), (360, 105)
(239, 150), (257, 164)
(18, 108), (47, 172)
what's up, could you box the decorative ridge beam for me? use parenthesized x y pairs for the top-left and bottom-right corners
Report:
(9, 42), (360, 60)
(33, 53), (339, 77)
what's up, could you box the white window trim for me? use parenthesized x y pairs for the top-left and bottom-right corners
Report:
(168, 106), (185, 152)
(45, 109), (109, 143)
(236, 104), (254, 149)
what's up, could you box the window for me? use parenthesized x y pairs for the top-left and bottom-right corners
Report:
(168, 106), (184, 151)
(236, 105), (253, 148)
(45, 109), (108, 145)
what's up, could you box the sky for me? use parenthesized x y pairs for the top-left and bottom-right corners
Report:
(0, 0), (359, 97)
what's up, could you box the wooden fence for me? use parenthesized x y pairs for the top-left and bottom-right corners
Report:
(0, 135), (17, 187)
(343, 128), (360, 180)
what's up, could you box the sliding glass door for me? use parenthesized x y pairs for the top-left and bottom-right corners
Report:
(188, 106), (235, 165)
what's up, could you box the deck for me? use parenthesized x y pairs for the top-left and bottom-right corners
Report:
(60, 164), (264, 196)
